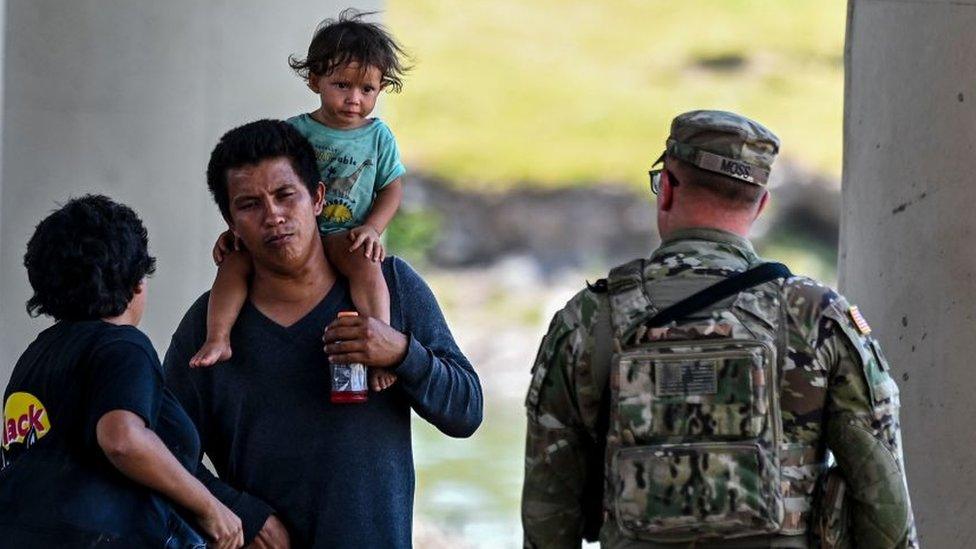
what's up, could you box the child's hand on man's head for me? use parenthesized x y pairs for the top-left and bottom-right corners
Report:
(212, 229), (241, 266)
(347, 224), (384, 262)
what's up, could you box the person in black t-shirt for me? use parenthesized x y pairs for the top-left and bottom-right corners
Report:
(0, 195), (243, 548)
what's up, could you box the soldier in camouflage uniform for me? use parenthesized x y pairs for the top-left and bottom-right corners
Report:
(522, 110), (917, 548)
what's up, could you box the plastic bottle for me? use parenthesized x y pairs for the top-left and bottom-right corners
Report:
(330, 311), (368, 404)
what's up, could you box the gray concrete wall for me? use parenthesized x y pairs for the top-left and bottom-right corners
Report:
(0, 0), (6, 328)
(842, 0), (976, 545)
(0, 1), (379, 375)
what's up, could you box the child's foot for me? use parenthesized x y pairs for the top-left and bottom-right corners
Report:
(190, 339), (233, 368)
(370, 369), (398, 392)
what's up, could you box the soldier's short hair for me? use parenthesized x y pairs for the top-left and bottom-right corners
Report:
(669, 156), (766, 206)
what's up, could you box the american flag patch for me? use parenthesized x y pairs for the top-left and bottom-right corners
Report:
(848, 306), (872, 335)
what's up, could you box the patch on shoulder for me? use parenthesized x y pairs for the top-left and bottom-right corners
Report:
(848, 306), (872, 335)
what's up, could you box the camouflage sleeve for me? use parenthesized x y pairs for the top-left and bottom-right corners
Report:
(522, 289), (603, 549)
(818, 297), (917, 548)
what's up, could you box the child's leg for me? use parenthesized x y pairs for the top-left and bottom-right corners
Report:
(190, 250), (252, 367)
(323, 232), (396, 391)
(323, 232), (390, 324)
(370, 370), (397, 392)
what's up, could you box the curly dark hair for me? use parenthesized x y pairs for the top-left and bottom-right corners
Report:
(206, 119), (320, 220)
(288, 8), (410, 93)
(24, 195), (157, 321)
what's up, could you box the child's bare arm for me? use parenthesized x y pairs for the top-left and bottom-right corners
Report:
(348, 178), (403, 261)
(212, 229), (240, 265)
(363, 178), (403, 234)
(191, 231), (251, 368)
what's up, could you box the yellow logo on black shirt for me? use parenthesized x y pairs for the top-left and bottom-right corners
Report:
(2, 392), (51, 450)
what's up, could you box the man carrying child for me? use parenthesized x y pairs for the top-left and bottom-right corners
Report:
(163, 119), (482, 548)
(191, 10), (408, 394)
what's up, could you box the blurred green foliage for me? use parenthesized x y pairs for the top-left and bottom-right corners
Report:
(386, 208), (442, 265)
(386, 0), (847, 190)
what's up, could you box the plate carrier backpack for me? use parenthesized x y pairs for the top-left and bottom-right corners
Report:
(596, 259), (793, 543)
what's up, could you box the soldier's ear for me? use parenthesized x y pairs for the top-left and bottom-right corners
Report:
(754, 189), (770, 219)
(659, 175), (675, 211)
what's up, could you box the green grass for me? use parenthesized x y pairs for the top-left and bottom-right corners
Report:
(385, 0), (847, 190)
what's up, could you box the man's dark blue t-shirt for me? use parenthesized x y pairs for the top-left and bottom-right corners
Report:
(163, 257), (483, 548)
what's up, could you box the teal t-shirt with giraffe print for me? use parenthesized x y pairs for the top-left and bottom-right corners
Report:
(287, 114), (406, 234)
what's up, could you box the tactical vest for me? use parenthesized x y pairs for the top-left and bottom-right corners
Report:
(601, 258), (793, 543)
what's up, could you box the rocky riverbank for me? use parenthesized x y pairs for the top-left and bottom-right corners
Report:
(392, 159), (839, 275)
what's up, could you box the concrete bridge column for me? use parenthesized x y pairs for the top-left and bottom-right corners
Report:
(842, 1), (976, 546)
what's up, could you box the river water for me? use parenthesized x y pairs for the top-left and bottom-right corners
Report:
(411, 262), (594, 547)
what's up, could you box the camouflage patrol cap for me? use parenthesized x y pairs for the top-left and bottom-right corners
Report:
(657, 110), (780, 186)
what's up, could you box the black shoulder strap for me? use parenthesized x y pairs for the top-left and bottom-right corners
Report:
(582, 292), (612, 542)
(646, 262), (792, 327)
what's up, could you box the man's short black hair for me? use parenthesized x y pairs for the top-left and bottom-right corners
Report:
(288, 8), (409, 93)
(24, 194), (156, 321)
(206, 119), (320, 220)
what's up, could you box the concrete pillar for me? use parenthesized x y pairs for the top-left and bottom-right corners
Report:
(0, 0), (6, 334)
(0, 1), (377, 374)
(842, 1), (976, 545)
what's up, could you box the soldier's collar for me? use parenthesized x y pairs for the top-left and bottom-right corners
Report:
(659, 227), (756, 256)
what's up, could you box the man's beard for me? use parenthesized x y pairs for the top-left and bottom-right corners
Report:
(253, 231), (317, 275)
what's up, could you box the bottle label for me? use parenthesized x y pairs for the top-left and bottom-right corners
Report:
(332, 363), (367, 393)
